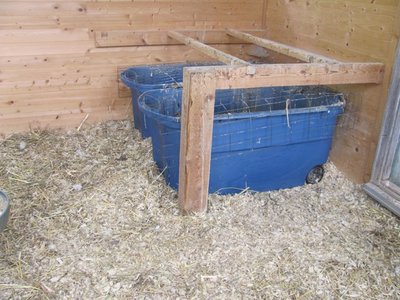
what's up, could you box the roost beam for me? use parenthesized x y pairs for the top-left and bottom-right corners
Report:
(179, 62), (385, 215)
(212, 63), (384, 88)
(94, 29), (266, 48)
(168, 31), (249, 65)
(226, 28), (339, 64)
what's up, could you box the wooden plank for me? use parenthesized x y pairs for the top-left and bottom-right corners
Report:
(0, 16), (262, 31)
(0, 93), (124, 116)
(0, 1), (264, 30)
(0, 44), (251, 68)
(0, 105), (131, 140)
(226, 28), (339, 63)
(179, 61), (384, 213)
(0, 29), (90, 44)
(0, 41), (93, 56)
(186, 63), (384, 89)
(0, 2), (87, 16)
(168, 31), (249, 65)
(265, 24), (395, 61)
(85, 1), (264, 31)
(178, 71), (216, 214)
(94, 30), (265, 48)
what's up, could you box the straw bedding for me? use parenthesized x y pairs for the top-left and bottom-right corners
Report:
(0, 120), (399, 299)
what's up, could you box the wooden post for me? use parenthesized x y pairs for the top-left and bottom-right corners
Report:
(226, 28), (339, 63)
(168, 31), (249, 65)
(178, 69), (217, 214)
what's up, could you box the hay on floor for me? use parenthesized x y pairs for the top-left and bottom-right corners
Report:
(0, 120), (399, 299)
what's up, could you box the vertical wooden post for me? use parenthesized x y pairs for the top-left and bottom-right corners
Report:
(178, 69), (216, 214)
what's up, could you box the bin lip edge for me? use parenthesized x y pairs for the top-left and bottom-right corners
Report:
(120, 61), (222, 87)
(140, 100), (344, 124)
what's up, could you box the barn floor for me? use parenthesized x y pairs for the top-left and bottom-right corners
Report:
(0, 120), (399, 299)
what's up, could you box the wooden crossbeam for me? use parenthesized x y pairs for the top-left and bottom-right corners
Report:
(178, 62), (385, 214)
(210, 62), (384, 89)
(226, 28), (339, 64)
(168, 31), (249, 65)
(94, 29), (265, 48)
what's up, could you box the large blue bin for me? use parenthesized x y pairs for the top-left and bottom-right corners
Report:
(120, 62), (220, 138)
(139, 86), (344, 194)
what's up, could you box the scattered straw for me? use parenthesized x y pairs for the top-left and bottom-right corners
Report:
(77, 114), (90, 132)
(0, 120), (399, 299)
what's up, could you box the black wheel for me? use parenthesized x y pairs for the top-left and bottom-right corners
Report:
(306, 165), (324, 184)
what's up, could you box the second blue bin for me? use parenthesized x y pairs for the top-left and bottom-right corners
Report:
(139, 86), (344, 194)
(120, 62), (221, 138)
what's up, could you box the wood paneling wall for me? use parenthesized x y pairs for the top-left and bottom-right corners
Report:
(265, 0), (400, 183)
(0, 0), (265, 137)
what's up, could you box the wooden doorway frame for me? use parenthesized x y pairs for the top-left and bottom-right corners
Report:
(364, 42), (400, 217)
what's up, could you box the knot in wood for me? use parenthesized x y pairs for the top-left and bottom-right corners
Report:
(246, 66), (256, 75)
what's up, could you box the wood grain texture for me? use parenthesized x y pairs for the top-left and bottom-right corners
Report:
(0, 0), (264, 136)
(178, 71), (216, 214)
(210, 63), (385, 88)
(265, 0), (400, 183)
(94, 30), (266, 48)
(168, 31), (249, 65)
(226, 28), (338, 63)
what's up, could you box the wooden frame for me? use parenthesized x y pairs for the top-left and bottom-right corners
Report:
(167, 31), (249, 65)
(364, 41), (400, 217)
(94, 29), (266, 48)
(225, 29), (338, 64)
(166, 30), (385, 214)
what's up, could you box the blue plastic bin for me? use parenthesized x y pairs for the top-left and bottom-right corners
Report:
(139, 86), (344, 194)
(120, 62), (221, 138)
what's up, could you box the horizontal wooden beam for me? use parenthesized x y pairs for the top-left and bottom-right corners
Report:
(226, 28), (339, 64)
(185, 62), (385, 90)
(95, 29), (266, 48)
(179, 61), (385, 214)
(168, 31), (249, 65)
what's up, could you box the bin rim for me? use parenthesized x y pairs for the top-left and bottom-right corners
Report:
(138, 91), (345, 124)
(120, 70), (183, 90)
(120, 61), (222, 89)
